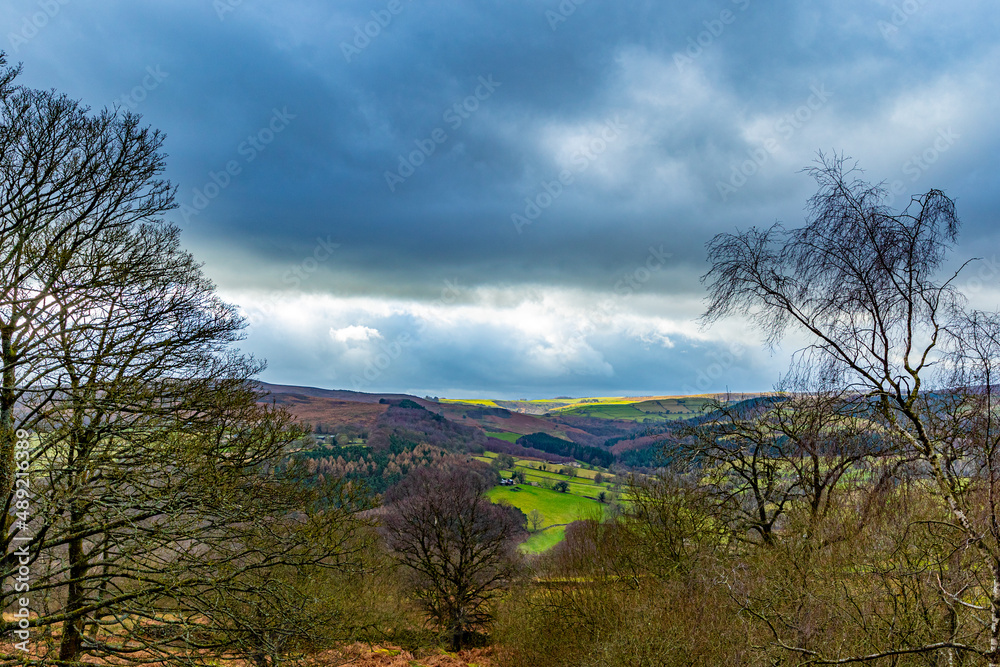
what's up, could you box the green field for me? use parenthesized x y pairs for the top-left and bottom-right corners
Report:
(554, 397), (716, 422)
(484, 431), (520, 443)
(489, 484), (605, 554)
(478, 451), (617, 553)
(477, 453), (616, 496)
(438, 398), (501, 407)
(521, 526), (567, 553)
(512, 467), (609, 496)
(558, 402), (669, 421)
(442, 394), (760, 423)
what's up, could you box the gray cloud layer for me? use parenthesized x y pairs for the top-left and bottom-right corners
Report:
(5, 0), (999, 397)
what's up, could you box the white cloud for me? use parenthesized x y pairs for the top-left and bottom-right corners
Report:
(216, 283), (783, 396)
(329, 325), (383, 343)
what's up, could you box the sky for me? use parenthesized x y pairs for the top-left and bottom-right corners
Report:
(5, 0), (1000, 399)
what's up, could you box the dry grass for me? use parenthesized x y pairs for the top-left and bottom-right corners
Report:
(308, 643), (496, 667)
(0, 642), (495, 667)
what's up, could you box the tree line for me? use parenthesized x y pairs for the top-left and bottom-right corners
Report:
(515, 431), (615, 467)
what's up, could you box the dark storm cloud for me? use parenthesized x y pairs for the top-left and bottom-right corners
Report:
(5, 0), (1000, 395)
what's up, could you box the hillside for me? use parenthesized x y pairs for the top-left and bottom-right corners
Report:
(258, 383), (768, 472)
(430, 400), (605, 446)
(257, 382), (432, 405)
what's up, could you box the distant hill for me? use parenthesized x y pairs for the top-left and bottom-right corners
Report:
(256, 383), (446, 432)
(257, 382), (430, 405)
(256, 383), (773, 468)
(431, 401), (605, 447)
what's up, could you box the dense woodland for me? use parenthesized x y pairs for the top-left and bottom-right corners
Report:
(6, 51), (1000, 667)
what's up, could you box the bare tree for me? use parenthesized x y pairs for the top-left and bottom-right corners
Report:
(677, 383), (879, 550)
(0, 60), (374, 664)
(381, 462), (525, 651)
(0, 55), (174, 525)
(700, 153), (1000, 664)
(765, 373), (878, 543)
(675, 396), (800, 546)
(625, 472), (727, 579)
(178, 472), (385, 667)
(0, 217), (376, 666)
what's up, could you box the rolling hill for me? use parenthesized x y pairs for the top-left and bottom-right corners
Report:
(257, 383), (769, 469)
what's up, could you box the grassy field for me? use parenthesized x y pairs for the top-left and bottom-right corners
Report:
(559, 402), (670, 421)
(489, 484), (604, 524)
(478, 451), (617, 553)
(521, 526), (567, 553)
(476, 453), (616, 496)
(488, 484), (605, 554)
(442, 394), (762, 422)
(513, 467), (608, 496)
(553, 396), (717, 421)
(484, 431), (520, 443)
(438, 398), (501, 407)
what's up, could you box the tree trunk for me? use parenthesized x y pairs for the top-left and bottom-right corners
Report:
(450, 602), (464, 652)
(58, 508), (87, 662)
(989, 562), (1000, 667)
(0, 323), (15, 508)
